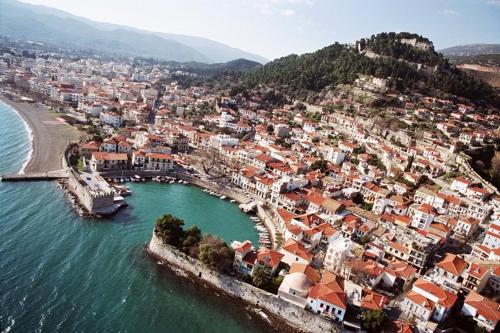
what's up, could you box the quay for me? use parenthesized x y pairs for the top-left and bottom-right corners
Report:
(1, 170), (68, 181)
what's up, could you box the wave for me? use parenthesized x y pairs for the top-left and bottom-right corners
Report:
(0, 101), (34, 174)
(19, 116), (34, 175)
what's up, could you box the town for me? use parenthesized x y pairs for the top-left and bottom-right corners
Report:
(1, 37), (499, 333)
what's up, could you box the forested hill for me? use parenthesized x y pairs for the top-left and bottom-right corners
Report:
(242, 32), (497, 106)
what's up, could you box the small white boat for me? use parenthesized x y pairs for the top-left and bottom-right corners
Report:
(230, 199), (236, 203)
(220, 196), (227, 200)
(169, 180), (175, 184)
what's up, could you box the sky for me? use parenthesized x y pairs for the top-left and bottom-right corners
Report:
(20, 0), (500, 60)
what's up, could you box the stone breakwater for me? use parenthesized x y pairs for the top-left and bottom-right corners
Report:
(148, 233), (340, 333)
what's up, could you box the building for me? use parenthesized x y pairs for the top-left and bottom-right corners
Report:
(146, 153), (174, 171)
(307, 271), (347, 323)
(324, 237), (353, 274)
(461, 291), (500, 332)
(100, 111), (123, 127)
(89, 152), (128, 172)
(402, 278), (457, 324)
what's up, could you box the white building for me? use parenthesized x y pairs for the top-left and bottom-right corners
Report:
(100, 111), (123, 127)
(324, 237), (353, 274)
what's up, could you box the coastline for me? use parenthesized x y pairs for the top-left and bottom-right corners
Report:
(147, 234), (340, 333)
(0, 95), (84, 174)
(0, 100), (34, 174)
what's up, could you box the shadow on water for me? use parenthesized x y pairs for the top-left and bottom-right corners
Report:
(127, 245), (279, 333)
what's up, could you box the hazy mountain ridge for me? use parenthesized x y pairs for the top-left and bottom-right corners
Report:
(439, 44), (500, 56)
(0, 0), (267, 63)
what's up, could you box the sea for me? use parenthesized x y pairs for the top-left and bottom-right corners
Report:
(0, 101), (272, 333)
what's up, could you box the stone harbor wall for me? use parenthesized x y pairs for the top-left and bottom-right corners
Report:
(148, 233), (340, 333)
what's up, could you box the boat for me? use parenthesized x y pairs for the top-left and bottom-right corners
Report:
(220, 196), (227, 200)
(134, 175), (141, 180)
(169, 180), (175, 184)
(230, 199), (236, 203)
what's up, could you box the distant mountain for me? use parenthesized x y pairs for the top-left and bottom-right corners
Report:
(440, 44), (500, 56)
(0, 0), (267, 64)
(242, 32), (497, 105)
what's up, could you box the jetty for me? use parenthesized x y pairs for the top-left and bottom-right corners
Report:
(1, 169), (68, 181)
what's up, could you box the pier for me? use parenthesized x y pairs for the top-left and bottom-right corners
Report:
(1, 170), (68, 181)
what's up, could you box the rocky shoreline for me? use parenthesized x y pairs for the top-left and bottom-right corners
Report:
(146, 242), (302, 333)
(56, 179), (94, 217)
(147, 233), (340, 333)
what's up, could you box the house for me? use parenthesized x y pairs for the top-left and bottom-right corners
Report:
(146, 153), (174, 171)
(483, 223), (500, 249)
(428, 253), (467, 292)
(279, 239), (313, 266)
(324, 237), (353, 274)
(461, 291), (500, 332)
(360, 290), (387, 311)
(100, 111), (123, 127)
(450, 177), (472, 194)
(408, 203), (436, 230)
(380, 260), (417, 289)
(101, 138), (118, 153)
(232, 241), (284, 276)
(401, 278), (457, 324)
(79, 141), (100, 160)
(462, 263), (490, 294)
(307, 271), (347, 323)
(254, 248), (284, 275)
(89, 152), (128, 172)
(232, 240), (255, 276)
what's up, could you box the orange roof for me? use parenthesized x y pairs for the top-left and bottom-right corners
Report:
(406, 291), (435, 310)
(289, 263), (321, 283)
(80, 141), (100, 149)
(436, 253), (467, 276)
(361, 290), (387, 311)
(464, 291), (500, 324)
(418, 203), (434, 215)
(276, 208), (297, 224)
(257, 248), (284, 268)
(389, 241), (409, 254)
(308, 272), (346, 309)
(281, 239), (313, 262)
(148, 153), (173, 160)
(294, 213), (323, 228)
(385, 260), (417, 280)
(467, 263), (489, 280)
(413, 278), (457, 308)
(234, 240), (252, 254)
(92, 152), (128, 161)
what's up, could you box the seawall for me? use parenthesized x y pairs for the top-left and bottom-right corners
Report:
(148, 233), (340, 333)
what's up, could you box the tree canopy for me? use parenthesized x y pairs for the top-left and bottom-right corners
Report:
(240, 32), (497, 106)
(360, 309), (387, 333)
(198, 235), (234, 273)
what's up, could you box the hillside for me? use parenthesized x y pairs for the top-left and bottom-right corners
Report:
(445, 54), (500, 89)
(440, 44), (500, 56)
(242, 32), (497, 105)
(0, 0), (266, 63)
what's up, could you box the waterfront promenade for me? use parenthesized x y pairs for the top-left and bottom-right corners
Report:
(0, 96), (84, 174)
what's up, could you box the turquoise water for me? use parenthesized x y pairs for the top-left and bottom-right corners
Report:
(0, 101), (268, 333)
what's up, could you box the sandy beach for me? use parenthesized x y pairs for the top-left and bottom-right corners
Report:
(0, 95), (84, 174)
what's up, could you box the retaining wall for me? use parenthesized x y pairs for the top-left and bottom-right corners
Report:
(148, 233), (340, 333)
